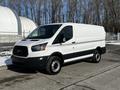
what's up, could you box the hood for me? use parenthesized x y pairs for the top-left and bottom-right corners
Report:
(15, 39), (49, 47)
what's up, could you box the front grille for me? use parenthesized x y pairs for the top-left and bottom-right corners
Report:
(13, 46), (28, 57)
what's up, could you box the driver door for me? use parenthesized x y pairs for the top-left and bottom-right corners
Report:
(52, 26), (74, 60)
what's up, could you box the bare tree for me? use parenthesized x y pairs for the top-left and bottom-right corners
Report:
(0, 0), (119, 33)
(51, 0), (62, 23)
(103, 0), (120, 32)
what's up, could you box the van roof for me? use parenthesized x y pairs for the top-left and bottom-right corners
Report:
(42, 23), (103, 28)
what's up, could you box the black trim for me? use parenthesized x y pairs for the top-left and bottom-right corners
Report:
(11, 55), (48, 68)
(63, 47), (106, 60)
(13, 46), (28, 57)
(12, 47), (106, 68)
(63, 49), (95, 60)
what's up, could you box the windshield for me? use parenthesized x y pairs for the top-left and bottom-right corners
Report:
(27, 24), (62, 39)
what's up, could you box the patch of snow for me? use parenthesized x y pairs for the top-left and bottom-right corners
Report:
(107, 42), (120, 45)
(0, 56), (12, 66)
(0, 48), (13, 67)
(109, 43), (120, 45)
(106, 41), (120, 45)
(0, 50), (12, 57)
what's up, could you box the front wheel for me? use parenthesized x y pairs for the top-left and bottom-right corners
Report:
(92, 50), (101, 63)
(45, 56), (62, 75)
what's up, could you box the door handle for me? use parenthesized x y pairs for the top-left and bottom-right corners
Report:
(72, 42), (76, 44)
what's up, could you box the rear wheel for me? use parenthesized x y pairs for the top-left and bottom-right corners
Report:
(92, 50), (101, 63)
(46, 56), (62, 75)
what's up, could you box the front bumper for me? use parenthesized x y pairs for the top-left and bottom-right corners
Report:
(11, 55), (48, 68)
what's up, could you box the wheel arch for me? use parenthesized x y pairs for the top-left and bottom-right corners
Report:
(96, 47), (102, 54)
(49, 52), (64, 65)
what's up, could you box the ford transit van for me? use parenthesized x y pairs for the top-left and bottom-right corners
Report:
(12, 23), (106, 74)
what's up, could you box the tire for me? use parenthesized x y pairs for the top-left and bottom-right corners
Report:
(92, 50), (101, 63)
(45, 56), (62, 75)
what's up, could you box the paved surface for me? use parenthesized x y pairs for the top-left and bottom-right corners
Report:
(0, 44), (120, 90)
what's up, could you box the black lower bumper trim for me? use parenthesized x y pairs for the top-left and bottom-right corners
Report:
(11, 55), (48, 69)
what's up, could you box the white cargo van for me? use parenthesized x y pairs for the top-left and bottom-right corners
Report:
(12, 23), (106, 74)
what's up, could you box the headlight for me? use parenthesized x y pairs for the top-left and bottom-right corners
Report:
(31, 43), (47, 52)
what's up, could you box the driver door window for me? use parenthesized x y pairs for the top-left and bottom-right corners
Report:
(53, 26), (73, 44)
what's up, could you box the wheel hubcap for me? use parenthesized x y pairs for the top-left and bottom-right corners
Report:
(51, 60), (60, 72)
